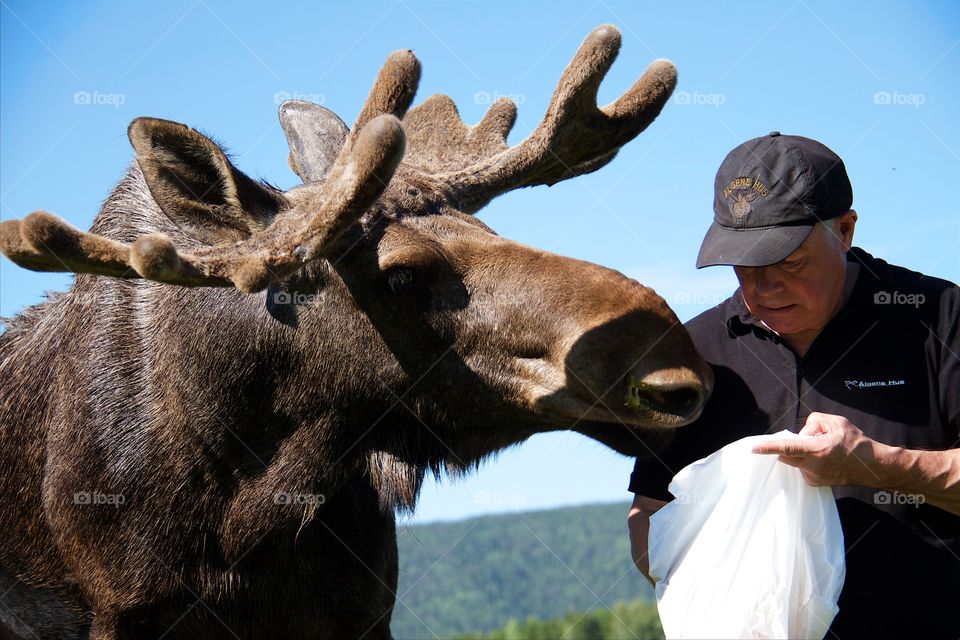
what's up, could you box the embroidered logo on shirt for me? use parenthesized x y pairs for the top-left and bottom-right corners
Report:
(844, 379), (906, 390)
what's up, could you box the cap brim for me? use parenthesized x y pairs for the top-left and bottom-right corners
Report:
(696, 222), (815, 268)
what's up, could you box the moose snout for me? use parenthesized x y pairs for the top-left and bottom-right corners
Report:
(560, 292), (713, 428)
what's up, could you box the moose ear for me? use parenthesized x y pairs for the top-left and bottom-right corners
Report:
(279, 100), (349, 183)
(128, 117), (284, 245)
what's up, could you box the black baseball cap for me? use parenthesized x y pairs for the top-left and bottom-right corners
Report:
(696, 132), (853, 268)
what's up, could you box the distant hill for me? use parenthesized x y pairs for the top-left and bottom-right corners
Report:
(392, 501), (655, 639)
(454, 599), (664, 640)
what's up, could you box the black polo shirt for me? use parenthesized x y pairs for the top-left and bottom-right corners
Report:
(629, 247), (960, 637)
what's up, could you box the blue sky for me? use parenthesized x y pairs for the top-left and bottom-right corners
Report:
(1, 1), (957, 524)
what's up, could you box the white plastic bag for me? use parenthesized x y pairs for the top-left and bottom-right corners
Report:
(648, 430), (845, 639)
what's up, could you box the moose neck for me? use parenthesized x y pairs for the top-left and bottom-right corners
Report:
(38, 171), (380, 524)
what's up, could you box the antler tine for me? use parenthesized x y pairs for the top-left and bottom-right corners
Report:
(440, 24), (677, 213)
(0, 115), (406, 293)
(350, 50), (421, 143)
(0, 212), (238, 287)
(278, 50), (420, 185)
(1, 214), (140, 278)
(0, 210), (238, 286)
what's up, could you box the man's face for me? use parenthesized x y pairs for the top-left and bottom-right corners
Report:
(733, 212), (857, 348)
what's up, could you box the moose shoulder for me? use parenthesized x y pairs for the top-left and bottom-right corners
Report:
(0, 24), (711, 640)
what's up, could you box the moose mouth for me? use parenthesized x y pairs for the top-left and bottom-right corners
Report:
(518, 360), (708, 431)
(536, 384), (704, 430)
(521, 371), (708, 458)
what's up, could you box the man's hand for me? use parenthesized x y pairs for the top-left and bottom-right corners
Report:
(752, 412), (960, 515)
(751, 412), (880, 487)
(627, 494), (667, 587)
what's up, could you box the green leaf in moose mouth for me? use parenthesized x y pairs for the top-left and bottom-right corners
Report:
(623, 372), (655, 410)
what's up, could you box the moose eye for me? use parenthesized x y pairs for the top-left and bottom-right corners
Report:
(386, 267), (416, 294)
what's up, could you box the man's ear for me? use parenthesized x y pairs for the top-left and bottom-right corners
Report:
(128, 117), (285, 245)
(837, 209), (857, 251)
(278, 100), (349, 183)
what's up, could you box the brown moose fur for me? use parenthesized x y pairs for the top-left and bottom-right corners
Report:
(0, 25), (710, 639)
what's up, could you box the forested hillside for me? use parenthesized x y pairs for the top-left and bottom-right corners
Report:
(392, 501), (655, 639)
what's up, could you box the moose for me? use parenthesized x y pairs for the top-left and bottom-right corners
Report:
(0, 25), (711, 639)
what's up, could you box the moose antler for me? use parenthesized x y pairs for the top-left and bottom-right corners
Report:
(0, 52), (421, 293)
(400, 24), (677, 213)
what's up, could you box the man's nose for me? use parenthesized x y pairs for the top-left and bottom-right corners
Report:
(756, 267), (784, 295)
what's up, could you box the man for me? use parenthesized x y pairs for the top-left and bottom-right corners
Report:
(628, 132), (959, 637)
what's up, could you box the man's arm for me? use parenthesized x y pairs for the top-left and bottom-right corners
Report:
(878, 445), (960, 514)
(627, 494), (667, 586)
(753, 412), (960, 515)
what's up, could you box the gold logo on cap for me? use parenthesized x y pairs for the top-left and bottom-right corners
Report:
(723, 177), (770, 226)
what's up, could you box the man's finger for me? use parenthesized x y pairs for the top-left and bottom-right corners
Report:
(798, 420), (828, 436)
(752, 440), (814, 456)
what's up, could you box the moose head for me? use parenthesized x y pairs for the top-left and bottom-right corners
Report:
(0, 24), (710, 638)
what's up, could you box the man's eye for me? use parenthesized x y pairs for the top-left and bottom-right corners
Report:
(782, 259), (803, 272)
